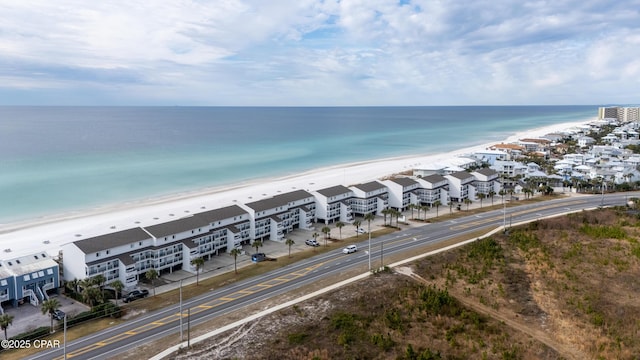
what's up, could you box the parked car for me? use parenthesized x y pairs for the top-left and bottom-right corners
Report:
(355, 228), (366, 234)
(305, 239), (320, 247)
(123, 289), (150, 303)
(342, 245), (357, 254)
(251, 253), (266, 262)
(52, 309), (66, 321)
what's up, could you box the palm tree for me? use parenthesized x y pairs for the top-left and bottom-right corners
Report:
(312, 232), (320, 247)
(81, 285), (103, 310)
(464, 198), (472, 211)
(408, 204), (416, 219)
(252, 240), (263, 254)
(488, 190), (496, 206)
(321, 226), (331, 246)
(41, 298), (61, 333)
(230, 248), (242, 274)
(145, 269), (159, 296)
(352, 220), (362, 237)
(0, 313), (14, 340)
(363, 213), (375, 235)
(191, 257), (205, 286)
(335, 221), (345, 240)
(92, 274), (106, 290)
(433, 200), (442, 217)
(65, 278), (80, 295)
(414, 205), (421, 221)
(478, 193), (486, 208)
(285, 238), (295, 257)
(421, 205), (429, 221)
(110, 280), (124, 304)
(499, 189), (506, 204)
(381, 208), (390, 226)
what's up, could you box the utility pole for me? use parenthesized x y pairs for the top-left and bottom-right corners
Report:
(179, 279), (183, 342)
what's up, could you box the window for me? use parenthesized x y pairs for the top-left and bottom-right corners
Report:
(38, 271), (45, 277)
(23, 275), (30, 281)
(47, 269), (53, 275)
(106, 250), (110, 255)
(96, 252), (100, 257)
(0, 280), (7, 286)
(32, 272), (38, 279)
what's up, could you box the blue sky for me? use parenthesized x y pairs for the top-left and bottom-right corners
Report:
(1, 0), (639, 106)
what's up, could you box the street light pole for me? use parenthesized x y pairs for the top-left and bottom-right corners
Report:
(63, 315), (67, 360)
(179, 279), (183, 342)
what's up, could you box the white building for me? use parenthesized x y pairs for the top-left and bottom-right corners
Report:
(470, 168), (501, 196)
(313, 185), (354, 224)
(415, 174), (449, 206)
(244, 190), (316, 242)
(61, 205), (251, 289)
(444, 171), (476, 203)
(349, 181), (389, 217)
(382, 177), (421, 211)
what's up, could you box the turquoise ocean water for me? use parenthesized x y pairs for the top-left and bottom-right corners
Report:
(0, 106), (597, 224)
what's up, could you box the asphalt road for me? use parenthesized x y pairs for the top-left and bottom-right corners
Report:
(28, 193), (633, 360)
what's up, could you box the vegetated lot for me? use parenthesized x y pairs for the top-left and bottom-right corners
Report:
(172, 207), (640, 360)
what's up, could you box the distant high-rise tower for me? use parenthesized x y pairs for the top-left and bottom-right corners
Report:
(598, 106), (640, 122)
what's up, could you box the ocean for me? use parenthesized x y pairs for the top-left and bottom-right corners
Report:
(0, 106), (597, 224)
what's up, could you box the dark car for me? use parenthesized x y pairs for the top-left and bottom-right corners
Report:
(52, 309), (66, 321)
(251, 253), (266, 262)
(123, 289), (149, 303)
(305, 239), (320, 247)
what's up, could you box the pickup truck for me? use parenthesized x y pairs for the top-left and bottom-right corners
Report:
(123, 289), (150, 303)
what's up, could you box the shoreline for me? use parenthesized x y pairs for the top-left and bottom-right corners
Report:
(0, 117), (594, 258)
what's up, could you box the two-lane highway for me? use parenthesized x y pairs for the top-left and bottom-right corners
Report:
(29, 193), (631, 359)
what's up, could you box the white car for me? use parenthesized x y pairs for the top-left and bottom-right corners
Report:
(355, 228), (366, 234)
(342, 245), (357, 254)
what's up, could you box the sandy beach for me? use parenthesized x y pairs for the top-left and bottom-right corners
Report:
(0, 118), (594, 259)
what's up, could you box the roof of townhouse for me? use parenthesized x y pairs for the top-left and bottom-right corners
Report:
(519, 138), (551, 144)
(316, 185), (352, 198)
(474, 168), (499, 177)
(387, 177), (418, 187)
(490, 143), (525, 150)
(447, 171), (474, 180)
(144, 215), (210, 238)
(73, 227), (151, 254)
(352, 181), (386, 193)
(196, 205), (248, 223)
(245, 189), (313, 212)
(420, 174), (447, 184)
(0, 253), (58, 275)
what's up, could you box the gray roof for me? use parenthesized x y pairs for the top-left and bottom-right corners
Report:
(316, 185), (352, 198)
(196, 205), (248, 224)
(144, 215), (210, 238)
(474, 168), (499, 177)
(389, 177), (418, 187)
(421, 174), (447, 184)
(352, 181), (386, 193)
(74, 227), (151, 254)
(141, 205), (249, 238)
(245, 190), (313, 212)
(448, 171), (474, 180)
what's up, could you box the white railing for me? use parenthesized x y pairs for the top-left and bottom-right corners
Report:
(24, 289), (39, 306)
(36, 286), (45, 301)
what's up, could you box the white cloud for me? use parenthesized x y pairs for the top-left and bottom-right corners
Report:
(0, 0), (639, 105)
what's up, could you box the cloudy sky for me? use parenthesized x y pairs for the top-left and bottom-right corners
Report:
(1, 0), (639, 106)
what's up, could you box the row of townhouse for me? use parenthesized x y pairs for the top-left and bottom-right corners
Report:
(0, 252), (59, 309)
(60, 171), (502, 290)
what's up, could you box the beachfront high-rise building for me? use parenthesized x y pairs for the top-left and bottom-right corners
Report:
(598, 106), (640, 122)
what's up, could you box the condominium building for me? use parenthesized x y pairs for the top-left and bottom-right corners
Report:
(0, 252), (59, 309)
(349, 181), (388, 217)
(313, 185), (354, 224)
(445, 171), (476, 203)
(244, 190), (316, 242)
(61, 205), (251, 289)
(414, 174), (449, 206)
(598, 106), (640, 122)
(382, 177), (420, 211)
(471, 168), (501, 196)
